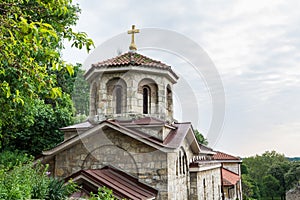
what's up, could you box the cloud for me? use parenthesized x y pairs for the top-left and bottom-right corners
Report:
(62, 0), (300, 157)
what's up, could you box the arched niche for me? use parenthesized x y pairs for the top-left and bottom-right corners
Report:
(90, 82), (99, 117)
(106, 78), (127, 114)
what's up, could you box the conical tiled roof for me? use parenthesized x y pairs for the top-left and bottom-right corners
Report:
(92, 52), (169, 68)
(85, 52), (178, 79)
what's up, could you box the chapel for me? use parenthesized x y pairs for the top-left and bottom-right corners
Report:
(38, 25), (242, 200)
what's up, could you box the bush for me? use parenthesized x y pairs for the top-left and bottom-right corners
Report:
(0, 151), (78, 199)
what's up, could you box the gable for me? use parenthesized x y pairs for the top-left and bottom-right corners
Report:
(41, 118), (202, 160)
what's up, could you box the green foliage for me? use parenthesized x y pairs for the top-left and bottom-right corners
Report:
(0, 0), (94, 152)
(0, 151), (78, 200)
(72, 68), (90, 115)
(46, 178), (78, 200)
(5, 97), (74, 155)
(194, 129), (208, 145)
(242, 150), (300, 200)
(89, 187), (118, 200)
(262, 175), (280, 198)
(285, 161), (300, 189)
(0, 150), (32, 170)
(242, 174), (260, 200)
(74, 114), (88, 124)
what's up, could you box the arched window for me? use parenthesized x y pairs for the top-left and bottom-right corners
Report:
(176, 158), (178, 176)
(138, 79), (158, 115)
(143, 86), (150, 114)
(182, 156), (186, 174)
(179, 151), (182, 175)
(115, 86), (122, 114)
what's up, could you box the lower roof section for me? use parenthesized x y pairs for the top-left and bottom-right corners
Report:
(222, 168), (240, 186)
(66, 165), (158, 200)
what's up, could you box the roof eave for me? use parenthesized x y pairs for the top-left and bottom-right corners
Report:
(42, 121), (177, 158)
(84, 65), (178, 84)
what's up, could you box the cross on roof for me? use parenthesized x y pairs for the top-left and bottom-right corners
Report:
(127, 25), (140, 51)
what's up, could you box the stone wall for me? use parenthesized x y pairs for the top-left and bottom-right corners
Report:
(89, 70), (175, 122)
(223, 163), (240, 175)
(190, 166), (222, 200)
(165, 138), (197, 200)
(53, 126), (169, 199)
(287, 186), (300, 200)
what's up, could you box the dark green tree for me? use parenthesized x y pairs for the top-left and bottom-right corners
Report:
(242, 151), (297, 200)
(262, 174), (280, 200)
(285, 161), (300, 190)
(268, 162), (290, 200)
(242, 174), (261, 200)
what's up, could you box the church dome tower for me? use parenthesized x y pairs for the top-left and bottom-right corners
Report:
(84, 25), (178, 122)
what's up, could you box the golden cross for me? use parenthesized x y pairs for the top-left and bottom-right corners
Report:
(127, 25), (140, 51)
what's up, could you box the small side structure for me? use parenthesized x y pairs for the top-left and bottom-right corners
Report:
(213, 151), (243, 200)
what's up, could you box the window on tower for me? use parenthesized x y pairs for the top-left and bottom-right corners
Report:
(143, 86), (150, 114)
(138, 78), (158, 115)
(115, 86), (122, 114)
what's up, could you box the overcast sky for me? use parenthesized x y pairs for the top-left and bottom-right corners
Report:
(62, 0), (300, 157)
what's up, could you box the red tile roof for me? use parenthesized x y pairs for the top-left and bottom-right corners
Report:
(222, 168), (240, 186)
(67, 166), (157, 200)
(85, 52), (179, 79)
(213, 151), (240, 161)
(92, 52), (170, 69)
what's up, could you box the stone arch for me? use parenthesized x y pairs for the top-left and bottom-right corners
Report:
(166, 84), (173, 119)
(138, 78), (158, 114)
(106, 78), (127, 114)
(81, 144), (139, 176)
(90, 82), (98, 117)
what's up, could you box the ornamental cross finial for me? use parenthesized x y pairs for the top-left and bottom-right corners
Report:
(127, 25), (140, 51)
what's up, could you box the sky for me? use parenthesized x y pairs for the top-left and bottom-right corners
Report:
(62, 0), (300, 157)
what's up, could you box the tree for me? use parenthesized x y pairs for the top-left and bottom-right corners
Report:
(0, 0), (94, 153)
(194, 129), (208, 145)
(285, 161), (300, 190)
(72, 67), (90, 116)
(268, 162), (290, 200)
(262, 175), (280, 200)
(242, 151), (297, 200)
(242, 174), (260, 200)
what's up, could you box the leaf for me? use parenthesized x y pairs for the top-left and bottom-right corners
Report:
(66, 64), (74, 76)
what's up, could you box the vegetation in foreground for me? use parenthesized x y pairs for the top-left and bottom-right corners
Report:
(0, 0), (93, 156)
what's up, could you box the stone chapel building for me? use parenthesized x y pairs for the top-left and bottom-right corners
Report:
(38, 26), (242, 200)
